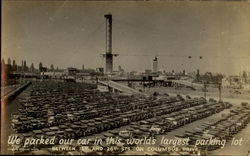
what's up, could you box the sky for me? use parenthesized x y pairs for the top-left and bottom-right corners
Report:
(2, 0), (250, 75)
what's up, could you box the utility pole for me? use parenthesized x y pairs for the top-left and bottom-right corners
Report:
(204, 82), (207, 99)
(218, 82), (222, 102)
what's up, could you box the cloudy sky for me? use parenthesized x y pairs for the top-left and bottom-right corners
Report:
(2, 0), (250, 75)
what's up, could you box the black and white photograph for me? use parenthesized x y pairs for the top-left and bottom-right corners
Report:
(1, 0), (250, 155)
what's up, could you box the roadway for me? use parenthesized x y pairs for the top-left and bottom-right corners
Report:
(98, 80), (145, 95)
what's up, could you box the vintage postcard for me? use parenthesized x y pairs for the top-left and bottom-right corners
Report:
(1, 0), (250, 155)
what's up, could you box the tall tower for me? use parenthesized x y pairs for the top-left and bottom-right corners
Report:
(153, 57), (158, 73)
(102, 14), (118, 74)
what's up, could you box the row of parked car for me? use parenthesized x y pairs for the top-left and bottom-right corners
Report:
(10, 81), (239, 155)
(71, 101), (232, 155)
(175, 106), (250, 152)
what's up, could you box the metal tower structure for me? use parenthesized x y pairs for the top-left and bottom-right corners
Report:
(102, 14), (118, 74)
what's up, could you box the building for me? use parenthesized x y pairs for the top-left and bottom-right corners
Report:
(153, 57), (158, 73)
(96, 67), (104, 74)
(66, 67), (79, 76)
(222, 76), (243, 89)
(145, 69), (152, 75)
(43, 71), (64, 79)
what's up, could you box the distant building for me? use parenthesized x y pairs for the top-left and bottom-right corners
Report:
(66, 67), (79, 76)
(2, 59), (5, 67)
(153, 57), (158, 73)
(145, 69), (152, 74)
(83, 69), (96, 74)
(7, 58), (11, 65)
(222, 78), (230, 88)
(195, 69), (200, 82)
(82, 64), (85, 71)
(43, 71), (64, 79)
(118, 65), (124, 72)
(222, 76), (243, 89)
(39, 62), (43, 72)
(183, 70), (186, 76)
(50, 64), (54, 71)
(129, 71), (138, 77)
(30, 63), (35, 72)
(172, 70), (175, 75)
(41, 67), (47, 72)
(12, 60), (17, 71)
(96, 67), (104, 74)
(117, 65), (125, 76)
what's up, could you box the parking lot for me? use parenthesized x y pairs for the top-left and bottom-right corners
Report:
(5, 81), (250, 155)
